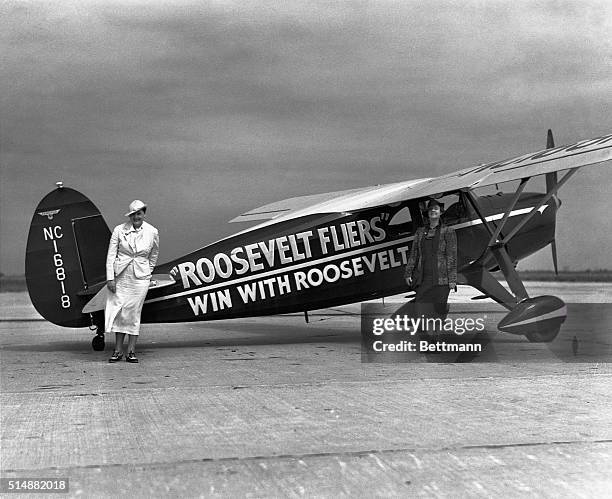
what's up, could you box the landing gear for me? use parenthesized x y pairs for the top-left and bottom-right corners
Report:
(498, 296), (566, 343)
(90, 312), (105, 351)
(526, 326), (561, 343)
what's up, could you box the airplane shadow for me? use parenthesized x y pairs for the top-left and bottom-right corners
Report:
(2, 320), (361, 354)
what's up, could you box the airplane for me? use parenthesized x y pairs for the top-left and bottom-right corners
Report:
(25, 130), (612, 351)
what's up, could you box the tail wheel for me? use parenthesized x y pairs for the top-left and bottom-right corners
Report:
(90, 311), (105, 351)
(92, 334), (105, 351)
(526, 326), (561, 343)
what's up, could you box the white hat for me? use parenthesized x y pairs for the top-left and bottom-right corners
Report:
(125, 200), (147, 217)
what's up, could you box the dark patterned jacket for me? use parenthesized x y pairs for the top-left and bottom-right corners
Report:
(404, 224), (457, 288)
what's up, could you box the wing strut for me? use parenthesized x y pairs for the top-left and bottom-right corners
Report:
(463, 190), (528, 302)
(486, 178), (529, 246)
(500, 168), (577, 245)
(489, 244), (529, 301)
(463, 166), (577, 303)
(463, 190), (496, 239)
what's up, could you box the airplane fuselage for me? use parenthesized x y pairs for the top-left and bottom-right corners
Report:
(144, 192), (556, 323)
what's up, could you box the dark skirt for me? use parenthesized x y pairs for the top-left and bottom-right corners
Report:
(413, 284), (450, 336)
(412, 229), (449, 335)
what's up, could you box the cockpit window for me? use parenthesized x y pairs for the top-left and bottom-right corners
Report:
(388, 205), (414, 236)
(389, 206), (412, 226)
(418, 193), (467, 226)
(442, 199), (466, 225)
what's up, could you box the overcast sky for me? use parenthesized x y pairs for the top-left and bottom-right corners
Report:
(2, 0), (611, 275)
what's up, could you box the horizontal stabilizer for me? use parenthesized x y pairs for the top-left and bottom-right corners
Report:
(82, 274), (175, 314)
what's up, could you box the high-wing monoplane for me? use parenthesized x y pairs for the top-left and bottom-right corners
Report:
(26, 130), (612, 350)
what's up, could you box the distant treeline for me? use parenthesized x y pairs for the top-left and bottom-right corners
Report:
(0, 276), (28, 292)
(2, 270), (612, 292)
(515, 270), (612, 282)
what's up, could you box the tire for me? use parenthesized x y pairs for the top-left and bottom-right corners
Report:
(92, 335), (105, 351)
(526, 326), (560, 343)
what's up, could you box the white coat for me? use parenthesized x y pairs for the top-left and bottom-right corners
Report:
(106, 221), (159, 281)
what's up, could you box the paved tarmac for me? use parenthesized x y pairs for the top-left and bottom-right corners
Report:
(1, 283), (611, 497)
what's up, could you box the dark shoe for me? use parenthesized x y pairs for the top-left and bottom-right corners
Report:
(126, 352), (139, 363)
(109, 352), (123, 363)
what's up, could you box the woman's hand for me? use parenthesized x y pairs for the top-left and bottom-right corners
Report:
(107, 280), (116, 293)
(406, 276), (413, 286)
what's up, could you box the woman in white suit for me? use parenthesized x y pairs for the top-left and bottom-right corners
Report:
(106, 200), (159, 363)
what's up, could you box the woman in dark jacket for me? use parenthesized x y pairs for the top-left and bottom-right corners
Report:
(404, 199), (457, 334)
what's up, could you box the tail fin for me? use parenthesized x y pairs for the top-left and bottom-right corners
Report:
(26, 184), (111, 327)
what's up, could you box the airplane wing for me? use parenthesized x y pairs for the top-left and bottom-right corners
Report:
(228, 186), (371, 222)
(230, 132), (612, 230)
(228, 178), (431, 224)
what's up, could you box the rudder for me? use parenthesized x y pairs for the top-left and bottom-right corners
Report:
(26, 185), (111, 327)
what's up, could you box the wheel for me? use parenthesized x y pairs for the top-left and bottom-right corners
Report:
(92, 311), (105, 332)
(92, 334), (105, 351)
(526, 326), (560, 343)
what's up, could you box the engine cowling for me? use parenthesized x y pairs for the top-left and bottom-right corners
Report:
(498, 295), (566, 342)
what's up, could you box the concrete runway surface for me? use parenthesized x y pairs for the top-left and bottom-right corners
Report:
(1, 283), (611, 497)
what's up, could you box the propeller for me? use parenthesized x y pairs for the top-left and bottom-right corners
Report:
(545, 129), (558, 193)
(550, 239), (559, 275)
(545, 129), (559, 275)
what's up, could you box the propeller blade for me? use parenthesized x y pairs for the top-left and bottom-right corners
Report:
(546, 171), (558, 193)
(545, 129), (559, 202)
(551, 239), (559, 276)
(544, 130), (560, 276)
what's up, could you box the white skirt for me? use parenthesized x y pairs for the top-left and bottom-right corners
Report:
(105, 262), (150, 336)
